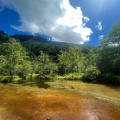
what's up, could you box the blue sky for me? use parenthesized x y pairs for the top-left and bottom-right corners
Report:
(0, 0), (120, 45)
(70, 0), (120, 45)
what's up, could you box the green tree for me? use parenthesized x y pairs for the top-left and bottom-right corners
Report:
(58, 47), (84, 78)
(37, 51), (57, 79)
(1, 38), (28, 79)
(58, 50), (69, 75)
(83, 50), (99, 82)
(97, 22), (120, 85)
(0, 55), (7, 76)
(17, 60), (32, 80)
(67, 47), (83, 78)
(98, 22), (120, 75)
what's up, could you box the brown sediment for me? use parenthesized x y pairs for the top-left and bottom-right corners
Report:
(0, 84), (120, 120)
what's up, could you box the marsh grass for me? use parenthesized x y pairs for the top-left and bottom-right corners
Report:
(7, 79), (120, 106)
(47, 80), (120, 106)
(55, 73), (83, 80)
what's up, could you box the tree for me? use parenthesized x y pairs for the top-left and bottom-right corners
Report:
(96, 22), (120, 85)
(98, 22), (120, 75)
(0, 55), (7, 76)
(1, 38), (28, 80)
(67, 47), (83, 78)
(108, 22), (120, 44)
(58, 50), (69, 75)
(83, 50), (100, 82)
(37, 51), (57, 79)
(17, 60), (32, 80)
(58, 47), (84, 78)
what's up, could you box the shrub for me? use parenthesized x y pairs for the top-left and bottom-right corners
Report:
(97, 74), (120, 85)
(0, 76), (12, 83)
(55, 73), (83, 80)
(82, 65), (100, 83)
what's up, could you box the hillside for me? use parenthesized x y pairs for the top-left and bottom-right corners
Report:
(0, 31), (93, 59)
(0, 30), (10, 42)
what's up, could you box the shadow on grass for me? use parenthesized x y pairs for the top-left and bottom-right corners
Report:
(104, 84), (120, 91)
(15, 79), (50, 89)
(36, 80), (50, 89)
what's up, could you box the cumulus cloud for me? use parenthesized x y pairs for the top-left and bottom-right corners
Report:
(99, 35), (104, 40)
(0, 0), (92, 44)
(95, 21), (103, 31)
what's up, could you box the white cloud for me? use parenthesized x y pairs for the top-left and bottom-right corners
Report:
(0, 0), (92, 44)
(95, 21), (103, 31)
(108, 42), (119, 47)
(99, 35), (104, 40)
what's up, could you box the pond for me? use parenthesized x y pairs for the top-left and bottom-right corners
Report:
(0, 81), (120, 120)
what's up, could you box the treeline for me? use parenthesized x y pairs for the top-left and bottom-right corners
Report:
(0, 21), (120, 85)
(11, 34), (94, 60)
(0, 38), (95, 81)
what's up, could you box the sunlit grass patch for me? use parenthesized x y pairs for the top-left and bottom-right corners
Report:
(55, 73), (83, 80)
(46, 80), (120, 106)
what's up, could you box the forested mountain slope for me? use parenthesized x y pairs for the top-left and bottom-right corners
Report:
(11, 34), (95, 56)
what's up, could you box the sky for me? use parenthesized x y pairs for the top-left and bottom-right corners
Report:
(0, 0), (120, 45)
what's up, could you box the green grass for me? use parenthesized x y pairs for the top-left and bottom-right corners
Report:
(55, 73), (83, 80)
(0, 76), (21, 83)
(47, 80), (120, 106)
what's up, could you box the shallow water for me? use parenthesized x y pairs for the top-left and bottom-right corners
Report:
(0, 83), (120, 120)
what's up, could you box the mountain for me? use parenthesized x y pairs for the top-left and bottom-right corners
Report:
(0, 30), (10, 42)
(11, 34), (71, 60)
(0, 30), (95, 61)
(11, 34), (48, 43)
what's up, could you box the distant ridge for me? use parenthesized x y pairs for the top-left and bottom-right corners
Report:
(0, 30), (10, 42)
(0, 30), (95, 58)
(11, 34), (48, 43)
